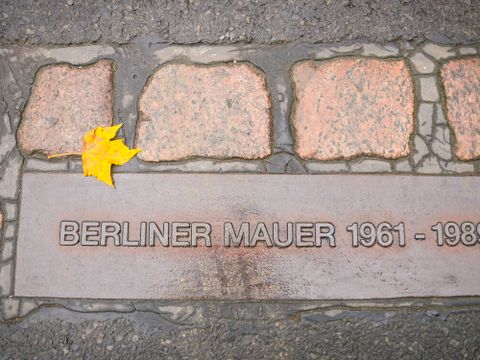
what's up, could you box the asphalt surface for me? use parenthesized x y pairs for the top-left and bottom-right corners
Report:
(0, 0), (479, 45)
(1, 304), (480, 359)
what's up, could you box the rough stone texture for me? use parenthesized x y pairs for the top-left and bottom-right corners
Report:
(416, 155), (442, 174)
(413, 136), (429, 165)
(419, 77), (439, 102)
(0, 262), (12, 296)
(291, 58), (414, 160)
(422, 44), (455, 60)
(25, 158), (68, 171)
(417, 103), (434, 139)
(431, 127), (452, 161)
(265, 153), (307, 174)
(0, 211), (2, 233)
(459, 47), (477, 55)
(2, 304), (480, 359)
(1, 298), (19, 320)
(19, 299), (38, 318)
(4, 203), (16, 221)
(17, 60), (113, 156)
(395, 160), (412, 172)
(136, 63), (271, 161)
(4, 223), (14, 239)
(350, 160), (391, 173)
(1, 240), (14, 261)
(361, 44), (399, 57)
(0, 150), (23, 200)
(436, 104), (447, 125)
(0, 132), (15, 164)
(68, 159), (83, 172)
(35, 45), (116, 65)
(306, 162), (349, 173)
(314, 49), (334, 59)
(410, 52), (435, 74)
(441, 58), (480, 160)
(441, 162), (475, 174)
(2, 1), (480, 45)
(138, 160), (265, 174)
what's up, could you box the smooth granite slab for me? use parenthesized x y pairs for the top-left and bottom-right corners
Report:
(15, 173), (480, 300)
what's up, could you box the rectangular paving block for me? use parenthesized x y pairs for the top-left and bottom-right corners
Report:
(17, 60), (114, 156)
(441, 57), (480, 160)
(15, 173), (480, 300)
(291, 58), (414, 160)
(135, 63), (272, 161)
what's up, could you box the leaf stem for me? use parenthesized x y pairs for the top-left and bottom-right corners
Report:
(48, 152), (82, 159)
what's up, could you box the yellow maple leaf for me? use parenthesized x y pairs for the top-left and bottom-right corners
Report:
(82, 124), (140, 187)
(49, 124), (140, 187)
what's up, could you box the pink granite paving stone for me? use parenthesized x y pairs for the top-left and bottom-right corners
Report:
(17, 60), (114, 156)
(291, 58), (415, 160)
(441, 57), (480, 160)
(135, 62), (272, 161)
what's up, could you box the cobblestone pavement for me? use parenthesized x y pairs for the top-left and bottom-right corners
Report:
(1, 2), (480, 358)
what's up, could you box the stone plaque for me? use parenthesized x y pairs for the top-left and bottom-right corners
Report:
(15, 173), (480, 299)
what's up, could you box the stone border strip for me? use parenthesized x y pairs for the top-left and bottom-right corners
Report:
(0, 41), (480, 320)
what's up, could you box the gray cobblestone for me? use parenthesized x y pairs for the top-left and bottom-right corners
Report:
(436, 104), (447, 125)
(306, 162), (349, 173)
(285, 157), (307, 174)
(265, 153), (292, 174)
(153, 45), (246, 64)
(313, 48), (334, 59)
(417, 103), (434, 139)
(422, 44), (455, 60)
(329, 44), (363, 53)
(413, 135), (429, 165)
(64, 300), (134, 313)
(19, 299), (38, 318)
(0, 150), (22, 200)
(410, 52), (435, 74)
(419, 77), (440, 102)
(458, 47), (477, 55)
(0, 132), (15, 164)
(431, 127), (452, 160)
(416, 155), (442, 174)
(1, 297), (20, 320)
(68, 159), (83, 172)
(3, 223), (15, 238)
(350, 160), (391, 173)
(1, 240), (14, 261)
(3, 203), (16, 221)
(440, 161), (475, 174)
(266, 153), (306, 174)
(395, 160), (412, 172)
(0, 262), (13, 296)
(361, 44), (399, 57)
(135, 303), (197, 323)
(2, 112), (12, 134)
(218, 161), (266, 173)
(35, 45), (115, 65)
(138, 160), (264, 173)
(25, 158), (68, 172)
